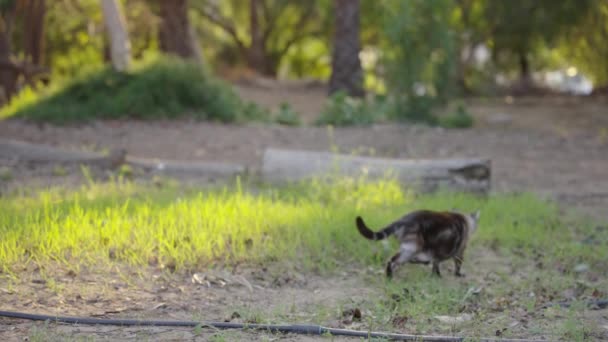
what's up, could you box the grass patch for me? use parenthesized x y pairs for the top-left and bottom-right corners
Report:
(0, 56), (270, 123)
(0, 176), (604, 275)
(0, 176), (606, 339)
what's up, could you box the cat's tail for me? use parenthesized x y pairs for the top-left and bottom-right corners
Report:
(356, 216), (400, 241)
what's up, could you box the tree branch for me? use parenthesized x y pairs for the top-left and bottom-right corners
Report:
(274, 3), (318, 57)
(197, 2), (247, 53)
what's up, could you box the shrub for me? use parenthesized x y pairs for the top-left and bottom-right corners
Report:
(438, 103), (474, 128)
(315, 91), (383, 126)
(1, 56), (269, 123)
(274, 102), (301, 126)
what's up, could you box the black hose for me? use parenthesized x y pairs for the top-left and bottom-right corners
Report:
(0, 309), (546, 342)
(542, 299), (608, 309)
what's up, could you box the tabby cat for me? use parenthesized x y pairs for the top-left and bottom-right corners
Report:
(355, 209), (480, 278)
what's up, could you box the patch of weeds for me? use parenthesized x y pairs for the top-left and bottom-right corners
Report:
(559, 307), (592, 341)
(52, 165), (68, 177)
(117, 164), (134, 179)
(28, 322), (78, 342)
(231, 306), (267, 324)
(274, 102), (301, 126)
(45, 277), (65, 294)
(241, 102), (272, 123)
(438, 102), (474, 128)
(315, 91), (382, 126)
(209, 332), (229, 342)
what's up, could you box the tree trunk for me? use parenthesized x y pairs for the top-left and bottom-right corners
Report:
(23, 0), (45, 66)
(247, 0), (266, 74)
(329, 0), (364, 98)
(158, 0), (201, 62)
(0, 12), (18, 103)
(100, 0), (131, 72)
(518, 51), (531, 86)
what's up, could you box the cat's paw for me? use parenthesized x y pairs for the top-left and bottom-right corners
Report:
(454, 271), (466, 278)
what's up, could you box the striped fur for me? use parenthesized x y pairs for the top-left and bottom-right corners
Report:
(356, 209), (480, 278)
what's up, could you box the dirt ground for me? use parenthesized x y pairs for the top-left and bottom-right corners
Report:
(0, 82), (607, 340)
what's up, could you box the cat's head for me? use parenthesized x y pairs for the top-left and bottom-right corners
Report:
(466, 210), (481, 233)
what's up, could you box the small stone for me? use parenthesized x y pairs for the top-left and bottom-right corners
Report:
(573, 264), (589, 273)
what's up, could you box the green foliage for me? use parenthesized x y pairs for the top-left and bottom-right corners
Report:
(191, 0), (333, 77)
(274, 102), (301, 126)
(43, 0), (158, 79)
(314, 91), (472, 129)
(43, 0), (105, 78)
(559, 0), (608, 86)
(1, 57), (269, 123)
(381, 0), (457, 124)
(438, 103), (474, 128)
(241, 101), (272, 122)
(486, 0), (593, 75)
(0, 0), (15, 12)
(315, 91), (383, 126)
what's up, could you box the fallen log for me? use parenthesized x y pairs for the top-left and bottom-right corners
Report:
(0, 139), (123, 167)
(261, 148), (491, 194)
(126, 157), (245, 178)
(0, 139), (244, 178)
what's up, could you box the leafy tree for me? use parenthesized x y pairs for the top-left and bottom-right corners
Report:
(452, 0), (490, 93)
(382, 0), (457, 123)
(486, 0), (593, 87)
(559, 0), (608, 88)
(193, 0), (330, 77)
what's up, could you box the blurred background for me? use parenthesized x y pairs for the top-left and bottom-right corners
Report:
(0, 0), (606, 120)
(0, 0), (606, 209)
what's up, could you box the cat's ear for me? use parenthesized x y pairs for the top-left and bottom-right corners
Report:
(471, 210), (480, 221)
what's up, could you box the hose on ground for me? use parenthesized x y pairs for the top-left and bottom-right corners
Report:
(0, 309), (552, 342)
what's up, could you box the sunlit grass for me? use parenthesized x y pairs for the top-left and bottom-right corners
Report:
(0, 176), (605, 277)
(2, 176), (607, 340)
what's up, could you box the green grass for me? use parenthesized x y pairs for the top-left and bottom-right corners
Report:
(0, 56), (270, 124)
(1, 176), (606, 340)
(0, 176), (604, 275)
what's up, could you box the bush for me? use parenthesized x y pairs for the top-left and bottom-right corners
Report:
(315, 91), (384, 126)
(1, 56), (269, 123)
(274, 102), (301, 126)
(438, 103), (474, 128)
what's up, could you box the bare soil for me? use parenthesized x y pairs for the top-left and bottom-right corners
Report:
(0, 82), (607, 340)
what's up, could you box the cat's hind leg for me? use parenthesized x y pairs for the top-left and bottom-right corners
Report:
(386, 242), (418, 278)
